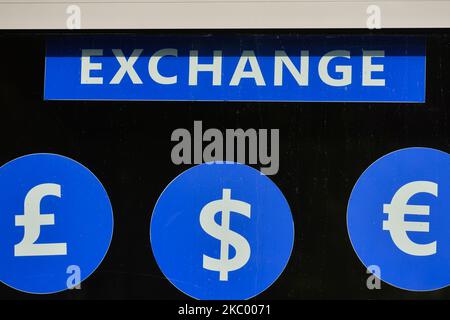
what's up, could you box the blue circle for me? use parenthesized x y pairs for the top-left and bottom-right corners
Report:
(347, 147), (450, 291)
(150, 163), (294, 300)
(0, 153), (114, 294)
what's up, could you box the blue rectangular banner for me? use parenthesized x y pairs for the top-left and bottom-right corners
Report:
(44, 35), (426, 102)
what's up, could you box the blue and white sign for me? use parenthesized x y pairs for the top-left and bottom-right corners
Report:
(150, 163), (294, 300)
(0, 154), (113, 294)
(45, 35), (425, 102)
(347, 147), (450, 291)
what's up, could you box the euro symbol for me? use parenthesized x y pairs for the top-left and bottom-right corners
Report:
(14, 183), (67, 257)
(383, 181), (437, 257)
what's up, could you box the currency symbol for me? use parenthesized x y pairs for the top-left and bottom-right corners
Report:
(383, 181), (438, 256)
(14, 183), (68, 257)
(199, 188), (251, 281)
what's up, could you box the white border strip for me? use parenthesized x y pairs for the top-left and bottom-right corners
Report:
(0, 1), (449, 29)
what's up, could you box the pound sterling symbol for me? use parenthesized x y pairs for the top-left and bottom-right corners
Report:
(14, 183), (67, 257)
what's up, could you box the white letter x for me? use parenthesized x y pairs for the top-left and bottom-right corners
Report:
(110, 49), (143, 84)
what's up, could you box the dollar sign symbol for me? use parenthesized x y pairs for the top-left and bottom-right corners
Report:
(200, 188), (251, 281)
